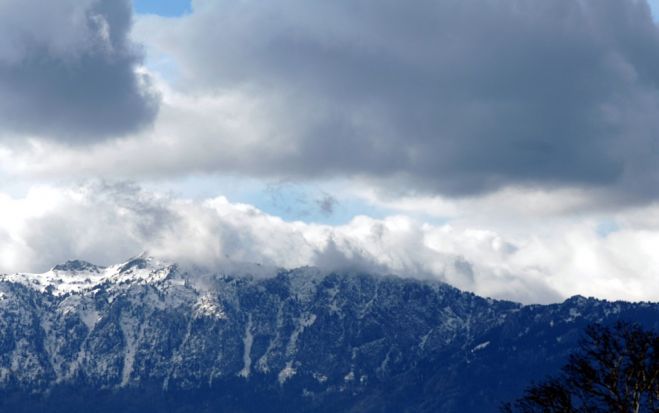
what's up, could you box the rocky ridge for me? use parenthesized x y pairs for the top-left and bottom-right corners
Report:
(0, 257), (656, 412)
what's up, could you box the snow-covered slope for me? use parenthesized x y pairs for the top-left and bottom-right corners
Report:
(0, 257), (656, 413)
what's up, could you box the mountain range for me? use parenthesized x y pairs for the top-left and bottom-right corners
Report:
(0, 256), (657, 412)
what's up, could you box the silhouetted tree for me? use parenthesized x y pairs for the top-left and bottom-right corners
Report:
(502, 321), (659, 413)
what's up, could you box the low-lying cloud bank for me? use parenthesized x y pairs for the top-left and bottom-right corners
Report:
(1, 183), (658, 304)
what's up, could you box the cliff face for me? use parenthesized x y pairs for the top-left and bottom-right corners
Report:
(0, 257), (656, 413)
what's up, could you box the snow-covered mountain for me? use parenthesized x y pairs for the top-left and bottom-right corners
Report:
(0, 257), (657, 412)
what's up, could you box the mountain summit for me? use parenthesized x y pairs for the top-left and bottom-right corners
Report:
(0, 258), (657, 412)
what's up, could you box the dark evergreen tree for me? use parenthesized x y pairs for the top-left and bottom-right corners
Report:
(502, 322), (659, 413)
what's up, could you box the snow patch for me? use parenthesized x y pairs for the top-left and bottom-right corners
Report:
(471, 341), (490, 352)
(79, 308), (100, 331)
(313, 372), (328, 383)
(0, 257), (177, 296)
(278, 361), (296, 384)
(120, 315), (141, 386)
(419, 329), (433, 349)
(286, 313), (317, 356)
(566, 308), (582, 322)
(256, 302), (284, 373)
(194, 294), (227, 319)
(326, 285), (342, 316)
(286, 267), (327, 303)
(238, 314), (253, 378)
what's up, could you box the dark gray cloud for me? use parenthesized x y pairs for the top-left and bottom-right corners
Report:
(141, 0), (659, 200)
(0, 0), (158, 143)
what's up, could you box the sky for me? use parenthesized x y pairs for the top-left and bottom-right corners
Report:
(1, 0), (659, 304)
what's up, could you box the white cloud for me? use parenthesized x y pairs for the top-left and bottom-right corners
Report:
(0, 183), (657, 304)
(0, 82), (290, 180)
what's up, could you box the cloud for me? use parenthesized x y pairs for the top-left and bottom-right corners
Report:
(0, 0), (159, 143)
(1, 182), (658, 304)
(125, 0), (659, 202)
(316, 193), (338, 216)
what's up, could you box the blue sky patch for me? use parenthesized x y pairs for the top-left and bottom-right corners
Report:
(596, 219), (620, 238)
(133, 0), (191, 17)
(650, 0), (659, 21)
(144, 175), (391, 226)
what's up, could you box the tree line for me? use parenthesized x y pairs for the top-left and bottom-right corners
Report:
(502, 322), (659, 413)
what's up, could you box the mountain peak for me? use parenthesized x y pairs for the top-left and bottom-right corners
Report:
(116, 253), (173, 273)
(51, 259), (101, 273)
(565, 294), (593, 305)
(118, 257), (149, 273)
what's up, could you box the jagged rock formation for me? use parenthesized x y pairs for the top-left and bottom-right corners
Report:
(0, 257), (657, 412)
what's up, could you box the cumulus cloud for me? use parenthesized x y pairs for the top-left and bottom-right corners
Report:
(0, 0), (158, 142)
(1, 183), (658, 304)
(124, 0), (659, 201)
